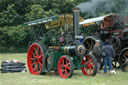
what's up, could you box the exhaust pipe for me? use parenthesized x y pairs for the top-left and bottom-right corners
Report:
(72, 8), (80, 39)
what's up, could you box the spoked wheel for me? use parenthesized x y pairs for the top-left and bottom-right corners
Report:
(83, 37), (96, 53)
(81, 54), (97, 76)
(27, 42), (46, 75)
(58, 55), (74, 78)
(119, 48), (128, 72)
(111, 36), (121, 54)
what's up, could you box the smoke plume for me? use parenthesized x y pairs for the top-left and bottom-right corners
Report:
(76, 0), (128, 15)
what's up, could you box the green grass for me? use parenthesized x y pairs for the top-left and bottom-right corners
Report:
(0, 53), (128, 85)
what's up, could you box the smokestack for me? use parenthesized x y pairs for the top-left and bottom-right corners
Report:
(72, 7), (80, 38)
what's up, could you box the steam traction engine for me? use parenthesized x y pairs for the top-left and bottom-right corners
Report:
(80, 14), (128, 71)
(24, 8), (97, 78)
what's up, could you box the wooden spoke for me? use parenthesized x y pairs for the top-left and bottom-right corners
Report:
(122, 61), (126, 66)
(122, 58), (126, 61)
(86, 41), (91, 48)
(125, 51), (128, 56)
(123, 55), (127, 59)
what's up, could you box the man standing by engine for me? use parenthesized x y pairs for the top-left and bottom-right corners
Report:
(101, 39), (115, 73)
(92, 40), (101, 73)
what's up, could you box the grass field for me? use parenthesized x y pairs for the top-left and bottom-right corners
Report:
(0, 53), (128, 85)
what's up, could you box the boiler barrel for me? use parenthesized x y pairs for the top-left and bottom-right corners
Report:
(61, 44), (86, 57)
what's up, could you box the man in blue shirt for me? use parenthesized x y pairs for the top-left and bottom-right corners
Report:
(101, 39), (115, 73)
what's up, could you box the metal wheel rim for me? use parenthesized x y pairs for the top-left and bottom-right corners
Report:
(121, 50), (128, 71)
(83, 38), (95, 53)
(58, 56), (72, 78)
(27, 44), (43, 75)
(81, 55), (95, 75)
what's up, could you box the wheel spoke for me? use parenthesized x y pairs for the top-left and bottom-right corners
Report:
(33, 65), (37, 72)
(66, 59), (68, 64)
(126, 51), (128, 56)
(36, 47), (39, 56)
(86, 59), (92, 64)
(89, 68), (92, 74)
(64, 69), (69, 76)
(32, 62), (36, 66)
(122, 58), (126, 61)
(40, 54), (43, 57)
(31, 58), (34, 60)
(38, 56), (42, 59)
(64, 70), (67, 75)
(66, 63), (70, 66)
(123, 55), (127, 59)
(33, 53), (36, 58)
(63, 60), (65, 65)
(122, 61), (127, 65)
(66, 66), (71, 70)
(86, 42), (91, 49)
(40, 66), (42, 72)
(86, 49), (90, 52)
(37, 64), (38, 72)
(91, 64), (95, 66)
(91, 39), (94, 49)
(38, 61), (42, 65)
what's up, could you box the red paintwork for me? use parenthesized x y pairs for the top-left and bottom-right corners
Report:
(27, 44), (43, 75)
(81, 55), (95, 75)
(58, 56), (71, 78)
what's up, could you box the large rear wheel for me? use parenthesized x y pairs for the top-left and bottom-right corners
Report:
(111, 36), (121, 54)
(81, 54), (97, 76)
(119, 48), (128, 72)
(83, 37), (96, 53)
(27, 42), (46, 75)
(58, 55), (74, 78)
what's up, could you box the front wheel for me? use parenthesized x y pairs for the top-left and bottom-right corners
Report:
(81, 54), (97, 76)
(58, 55), (74, 78)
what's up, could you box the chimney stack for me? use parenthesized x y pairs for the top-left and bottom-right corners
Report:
(72, 7), (80, 38)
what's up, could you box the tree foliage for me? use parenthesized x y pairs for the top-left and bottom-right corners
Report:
(0, 0), (127, 52)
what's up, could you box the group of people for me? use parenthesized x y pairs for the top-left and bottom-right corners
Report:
(92, 39), (115, 74)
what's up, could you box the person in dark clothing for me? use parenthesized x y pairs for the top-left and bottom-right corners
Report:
(101, 39), (115, 73)
(92, 40), (101, 72)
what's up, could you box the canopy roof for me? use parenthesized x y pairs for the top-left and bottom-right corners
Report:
(79, 13), (126, 27)
(24, 14), (84, 29)
(79, 15), (107, 25)
(24, 16), (59, 26)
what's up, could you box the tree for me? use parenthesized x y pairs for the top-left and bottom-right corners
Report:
(25, 4), (56, 21)
(0, 4), (20, 26)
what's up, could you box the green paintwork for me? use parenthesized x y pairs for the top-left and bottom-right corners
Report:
(51, 50), (87, 70)
(61, 45), (75, 55)
(72, 56), (85, 70)
(53, 51), (63, 70)
(45, 47), (87, 70)
(61, 46), (69, 55)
